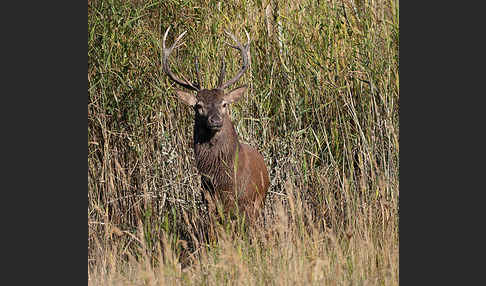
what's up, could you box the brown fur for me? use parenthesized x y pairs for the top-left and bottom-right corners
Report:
(162, 28), (267, 224)
(180, 88), (270, 224)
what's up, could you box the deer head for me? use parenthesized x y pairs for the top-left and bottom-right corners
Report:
(161, 27), (250, 131)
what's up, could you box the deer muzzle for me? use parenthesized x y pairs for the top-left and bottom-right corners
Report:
(207, 114), (223, 130)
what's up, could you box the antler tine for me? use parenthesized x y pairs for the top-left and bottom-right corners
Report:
(162, 26), (171, 49)
(172, 31), (187, 49)
(223, 30), (239, 49)
(161, 27), (200, 91)
(218, 29), (250, 90)
(217, 56), (226, 88)
(244, 29), (250, 47)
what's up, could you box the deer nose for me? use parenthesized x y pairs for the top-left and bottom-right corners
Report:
(208, 115), (223, 129)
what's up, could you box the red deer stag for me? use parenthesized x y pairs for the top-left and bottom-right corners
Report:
(162, 27), (269, 225)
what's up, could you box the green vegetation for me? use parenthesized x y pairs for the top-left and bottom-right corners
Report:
(88, 0), (399, 284)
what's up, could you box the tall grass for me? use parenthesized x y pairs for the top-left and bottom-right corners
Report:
(88, 0), (399, 284)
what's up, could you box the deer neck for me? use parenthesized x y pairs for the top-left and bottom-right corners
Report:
(193, 119), (239, 186)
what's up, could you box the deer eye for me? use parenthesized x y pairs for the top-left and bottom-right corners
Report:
(195, 103), (204, 112)
(222, 102), (227, 108)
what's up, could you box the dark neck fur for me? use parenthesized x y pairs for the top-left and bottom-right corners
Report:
(193, 117), (239, 188)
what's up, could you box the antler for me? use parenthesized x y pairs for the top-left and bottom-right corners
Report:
(217, 29), (250, 90)
(162, 27), (201, 91)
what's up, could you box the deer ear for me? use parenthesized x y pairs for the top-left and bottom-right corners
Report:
(175, 90), (197, 106)
(225, 85), (247, 104)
